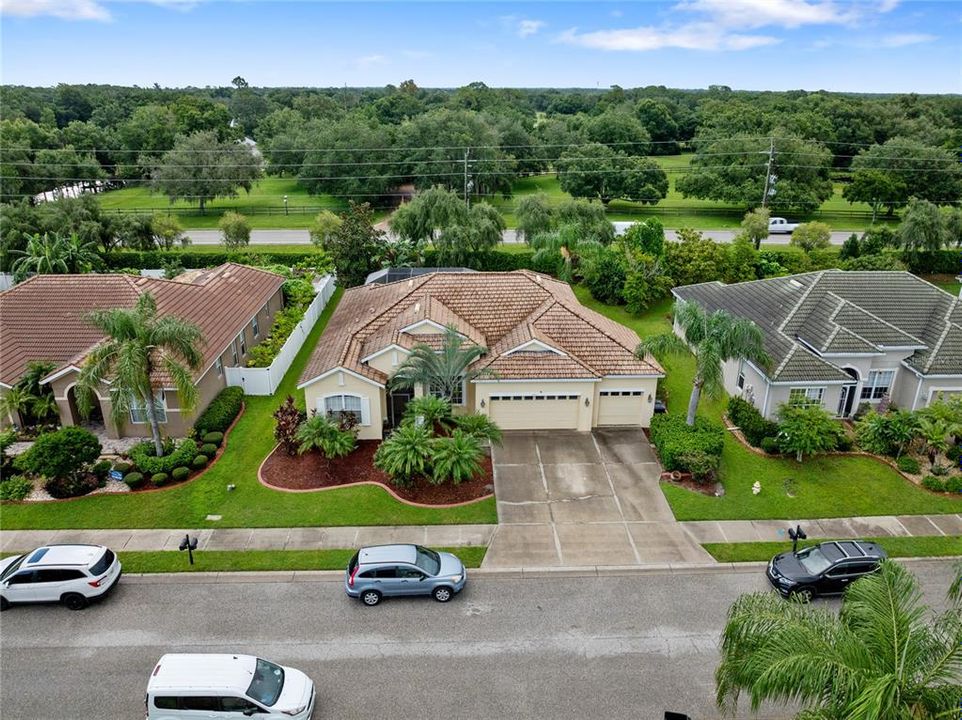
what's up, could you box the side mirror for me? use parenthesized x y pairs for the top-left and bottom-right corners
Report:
(243, 708), (257, 717)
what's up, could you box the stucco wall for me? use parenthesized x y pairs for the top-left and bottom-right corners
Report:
(302, 371), (385, 440)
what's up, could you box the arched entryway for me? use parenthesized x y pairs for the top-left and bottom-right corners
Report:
(837, 367), (860, 418)
(66, 386), (105, 432)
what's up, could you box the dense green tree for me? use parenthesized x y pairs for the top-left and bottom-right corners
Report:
(740, 207), (770, 251)
(151, 214), (187, 250)
(296, 117), (395, 198)
(514, 193), (555, 243)
(790, 221), (832, 253)
(389, 186), (468, 244)
(585, 109), (651, 155)
(662, 229), (732, 287)
(843, 168), (906, 222)
(557, 143), (667, 205)
(634, 99), (680, 154)
(325, 202), (384, 287)
(218, 211), (251, 250)
(556, 198), (615, 244)
(898, 197), (952, 254)
(308, 210), (342, 248)
(152, 131), (260, 212)
(777, 402), (842, 462)
(621, 218), (665, 257)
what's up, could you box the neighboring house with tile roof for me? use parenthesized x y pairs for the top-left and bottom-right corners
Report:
(0, 263), (285, 438)
(672, 270), (962, 420)
(298, 270), (664, 438)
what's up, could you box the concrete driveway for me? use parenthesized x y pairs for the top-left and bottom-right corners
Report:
(483, 429), (713, 568)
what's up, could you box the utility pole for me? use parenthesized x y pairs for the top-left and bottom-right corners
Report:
(463, 147), (471, 205)
(761, 136), (776, 208)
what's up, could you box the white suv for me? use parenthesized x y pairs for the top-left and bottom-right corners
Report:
(146, 654), (316, 719)
(0, 544), (122, 611)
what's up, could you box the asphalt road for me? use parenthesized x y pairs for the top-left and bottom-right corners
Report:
(1, 561), (957, 720)
(184, 228), (855, 246)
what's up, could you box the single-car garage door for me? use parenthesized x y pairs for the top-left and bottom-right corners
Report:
(489, 394), (580, 430)
(597, 390), (644, 426)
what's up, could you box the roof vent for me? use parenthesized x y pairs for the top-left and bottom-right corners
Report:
(788, 279), (803, 289)
(414, 302), (420, 313)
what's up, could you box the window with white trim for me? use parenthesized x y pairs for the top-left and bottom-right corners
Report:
(215, 357), (223, 377)
(429, 378), (465, 406)
(129, 391), (167, 424)
(324, 394), (363, 425)
(230, 341), (238, 366)
(238, 332), (247, 357)
(789, 387), (825, 406)
(251, 315), (260, 338)
(736, 371), (745, 390)
(860, 370), (894, 400)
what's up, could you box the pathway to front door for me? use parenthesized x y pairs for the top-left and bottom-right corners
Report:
(482, 429), (713, 568)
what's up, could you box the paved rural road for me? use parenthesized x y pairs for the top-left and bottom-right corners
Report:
(184, 228), (856, 246)
(1, 561), (957, 720)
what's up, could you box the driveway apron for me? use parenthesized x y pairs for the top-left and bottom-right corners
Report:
(483, 429), (713, 568)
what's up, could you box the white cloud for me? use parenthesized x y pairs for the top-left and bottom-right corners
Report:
(878, 32), (936, 47)
(557, 22), (779, 52)
(500, 15), (545, 38)
(674, 0), (864, 29)
(355, 54), (387, 69)
(1, 0), (112, 21)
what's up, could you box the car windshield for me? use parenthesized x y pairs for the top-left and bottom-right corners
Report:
(1, 555), (25, 581)
(797, 547), (833, 575)
(414, 546), (440, 575)
(246, 658), (284, 707)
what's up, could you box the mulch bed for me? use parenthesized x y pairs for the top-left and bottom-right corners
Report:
(260, 440), (494, 505)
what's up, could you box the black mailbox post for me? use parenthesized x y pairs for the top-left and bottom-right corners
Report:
(178, 534), (199, 565)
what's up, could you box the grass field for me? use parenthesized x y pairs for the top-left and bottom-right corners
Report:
(572, 287), (962, 522)
(0, 289), (498, 530)
(703, 536), (962, 563)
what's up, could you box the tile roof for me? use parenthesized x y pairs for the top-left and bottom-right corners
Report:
(299, 271), (663, 387)
(0, 264), (285, 387)
(673, 270), (962, 382)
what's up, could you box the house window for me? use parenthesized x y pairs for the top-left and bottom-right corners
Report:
(861, 370), (894, 401)
(429, 378), (465, 406)
(230, 341), (238, 366)
(251, 315), (260, 338)
(215, 357), (223, 377)
(130, 392), (167, 424)
(736, 371), (745, 390)
(324, 394), (363, 425)
(789, 387), (824, 406)
(238, 333), (247, 357)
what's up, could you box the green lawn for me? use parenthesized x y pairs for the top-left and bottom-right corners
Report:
(703, 536), (962, 563)
(572, 286), (962, 521)
(0, 289), (497, 530)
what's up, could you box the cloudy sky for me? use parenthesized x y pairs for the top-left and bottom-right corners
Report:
(1, 0), (959, 92)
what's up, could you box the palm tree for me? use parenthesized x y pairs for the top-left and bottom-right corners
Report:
(916, 416), (951, 468)
(75, 292), (203, 457)
(0, 386), (32, 427)
(716, 560), (962, 719)
(637, 301), (769, 426)
(390, 326), (491, 402)
(11, 233), (99, 282)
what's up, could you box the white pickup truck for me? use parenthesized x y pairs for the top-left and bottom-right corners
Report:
(768, 217), (799, 234)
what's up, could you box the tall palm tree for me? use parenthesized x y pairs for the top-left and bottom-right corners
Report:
(716, 560), (962, 719)
(75, 292), (203, 457)
(390, 325), (491, 402)
(11, 232), (99, 282)
(637, 301), (768, 426)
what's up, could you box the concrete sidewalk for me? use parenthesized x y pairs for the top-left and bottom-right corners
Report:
(0, 524), (496, 553)
(681, 514), (962, 544)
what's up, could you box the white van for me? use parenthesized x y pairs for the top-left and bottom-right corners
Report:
(146, 654), (315, 719)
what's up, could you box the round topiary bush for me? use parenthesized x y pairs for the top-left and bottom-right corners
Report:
(897, 456), (921, 474)
(922, 476), (947, 493)
(200, 443), (218, 457)
(760, 437), (780, 454)
(191, 454), (208, 470)
(150, 472), (169, 487)
(124, 472), (145, 490)
(171, 466), (190, 482)
(946, 476), (962, 494)
(202, 431), (224, 446)
(113, 461), (133, 475)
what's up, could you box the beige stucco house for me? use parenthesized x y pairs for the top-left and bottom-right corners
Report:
(672, 270), (962, 420)
(297, 270), (664, 439)
(0, 263), (285, 438)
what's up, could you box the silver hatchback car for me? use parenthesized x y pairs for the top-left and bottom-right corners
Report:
(345, 544), (466, 606)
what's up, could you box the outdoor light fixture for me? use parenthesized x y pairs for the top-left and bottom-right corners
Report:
(479, 399), (485, 408)
(584, 397), (590, 407)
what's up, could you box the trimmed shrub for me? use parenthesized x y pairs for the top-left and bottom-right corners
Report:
(0, 476), (33, 501)
(203, 431), (224, 446)
(113, 461), (133, 475)
(374, 423), (432, 486)
(150, 472), (170, 487)
(13, 426), (102, 482)
(194, 386), (244, 435)
(649, 414), (725, 472)
(44, 473), (99, 499)
(129, 439), (198, 475)
(675, 450), (720, 484)
(430, 430), (483, 485)
(727, 397), (779, 447)
(922, 476), (947, 492)
(92, 459), (112, 484)
(191, 454), (209, 470)
(836, 434), (854, 452)
(945, 476), (962, 493)
(760, 436), (780, 454)
(171, 466), (190, 482)
(124, 472), (145, 489)
(897, 456), (921, 474)
(946, 445), (961, 463)
(201, 443), (218, 457)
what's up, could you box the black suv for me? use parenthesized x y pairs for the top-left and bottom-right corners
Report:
(767, 540), (887, 601)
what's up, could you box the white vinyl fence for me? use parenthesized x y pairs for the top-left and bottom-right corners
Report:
(225, 275), (336, 396)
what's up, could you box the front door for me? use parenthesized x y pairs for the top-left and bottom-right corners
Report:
(388, 390), (412, 428)
(837, 384), (857, 418)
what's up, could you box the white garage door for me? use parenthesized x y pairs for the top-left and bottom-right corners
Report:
(489, 394), (580, 430)
(597, 390), (644, 426)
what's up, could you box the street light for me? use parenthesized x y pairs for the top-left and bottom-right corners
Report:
(283, 195), (289, 216)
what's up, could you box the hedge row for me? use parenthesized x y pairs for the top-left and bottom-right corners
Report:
(193, 386), (244, 435)
(101, 249), (323, 269)
(649, 414), (726, 472)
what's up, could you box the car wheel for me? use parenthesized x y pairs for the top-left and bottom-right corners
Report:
(361, 590), (381, 607)
(61, 593), (88, 611)
(791, 587), (815, 603)
(0, 596), (8, 612)
(433, 586), (453, 603)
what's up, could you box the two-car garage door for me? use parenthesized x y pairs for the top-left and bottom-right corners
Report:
(488, 394), (580, 430)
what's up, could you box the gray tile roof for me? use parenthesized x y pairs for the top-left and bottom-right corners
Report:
(673, 270), (962, 382)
